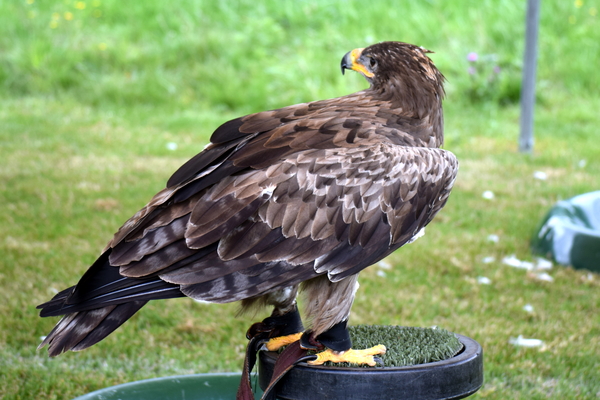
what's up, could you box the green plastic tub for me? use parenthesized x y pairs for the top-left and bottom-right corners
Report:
(72, 372), (261, 400)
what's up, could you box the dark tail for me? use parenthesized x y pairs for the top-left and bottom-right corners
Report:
(38, 301), (147, 356)
(38, 250), (185, 356)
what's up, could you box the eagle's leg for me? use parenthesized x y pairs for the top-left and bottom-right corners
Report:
(300, 274), (386, 366)
(242, 286), (304, 350)
(265, 286), (304, 350)
(304, 323), (386, 366)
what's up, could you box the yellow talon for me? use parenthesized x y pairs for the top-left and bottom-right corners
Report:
(264, 332), (303, 351)
(307, 344), (386, 366)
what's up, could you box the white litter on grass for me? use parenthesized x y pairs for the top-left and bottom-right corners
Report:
(477, 276), (492, 285)
(482, 190), (495, 200)
(487, 234), (499, 243)
(502, 255), (554, 272)
(509, 335), (544, 348)
(535, 257), (553, 270)
(482, 256), (496, 264)
(502, 255), (555, 282)
(376, 260), (392, 277)
(520, 261), (535, 270)
(533, 171), (548, 180)
(166, 142), (178, 151)
(533, 272), (554, 282)
(523, 304), (534, 313)
(502, 254), (530, 269)
(578, 159), (587, 168)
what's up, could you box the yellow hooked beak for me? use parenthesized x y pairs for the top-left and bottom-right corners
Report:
(340, 48), (375, 78)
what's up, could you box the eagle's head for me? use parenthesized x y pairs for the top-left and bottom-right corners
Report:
(341, 41), (445, 115)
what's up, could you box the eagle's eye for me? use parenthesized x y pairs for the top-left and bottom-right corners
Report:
(369, 57), (377, 69)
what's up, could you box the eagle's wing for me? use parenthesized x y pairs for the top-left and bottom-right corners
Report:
(98, 98), (457, 305)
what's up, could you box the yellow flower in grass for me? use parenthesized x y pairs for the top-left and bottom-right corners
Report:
(64, 11), (73, 20)
(75, 1), (85, 10)
(98, 43), (107, 51)
(575, 0), (583, 8)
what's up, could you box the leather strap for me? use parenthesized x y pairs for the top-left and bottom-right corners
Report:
(260, 341), (316, 400)
(236, 307), (305, 400)
(236, 333), (268, 400)
(316, 320), (352, 352)
(237, 311), (353, 399)
(299, 320), (352, 352)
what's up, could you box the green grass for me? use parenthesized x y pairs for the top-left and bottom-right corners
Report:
(1, 0), (599, 399)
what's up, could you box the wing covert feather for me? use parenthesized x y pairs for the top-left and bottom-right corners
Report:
(96, 92), (456, 304)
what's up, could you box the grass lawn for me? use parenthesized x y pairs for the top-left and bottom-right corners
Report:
(1, 1), (599, 399)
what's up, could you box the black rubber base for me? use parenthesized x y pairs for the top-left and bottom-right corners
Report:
(258, 333), (483, 400)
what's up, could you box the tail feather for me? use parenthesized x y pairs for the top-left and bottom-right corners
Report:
(37, 286), (76, 314)
(39, 301), (147, 357)
(38, 280), (182, 317)
(37, 249), (186, 318)
(71, 301), (145, 352)
(38, 249), (186, 355)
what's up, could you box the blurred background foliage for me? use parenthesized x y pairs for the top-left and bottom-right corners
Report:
(1, 0), (599, 112)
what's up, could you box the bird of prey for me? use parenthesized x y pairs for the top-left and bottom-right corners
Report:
(38, 41), (457, 368)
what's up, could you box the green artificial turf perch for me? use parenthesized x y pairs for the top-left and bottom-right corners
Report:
(318, 325), (463, 368)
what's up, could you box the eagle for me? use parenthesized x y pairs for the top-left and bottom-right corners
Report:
(38, 41), (457, 369)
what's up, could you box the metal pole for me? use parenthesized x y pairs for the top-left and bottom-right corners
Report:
(519, 0), (541, 153)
